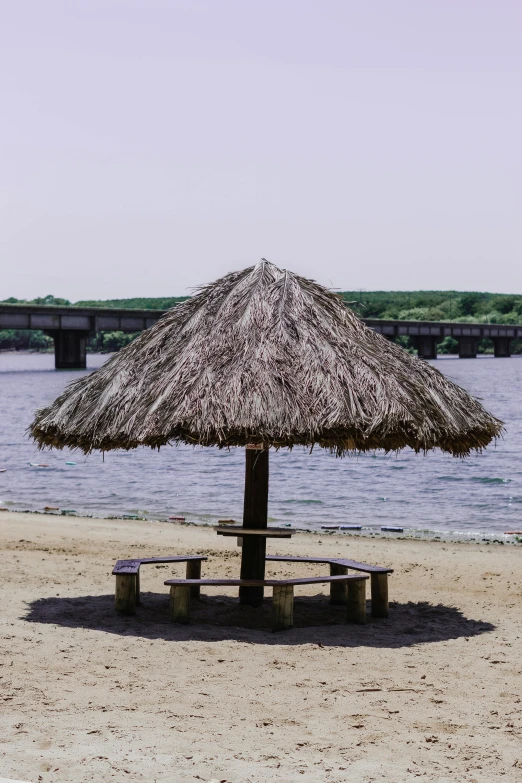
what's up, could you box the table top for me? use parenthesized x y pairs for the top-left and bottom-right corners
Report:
(215, 525), (293, 538)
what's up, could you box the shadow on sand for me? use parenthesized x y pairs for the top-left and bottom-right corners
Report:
(23, 591), (494, 648)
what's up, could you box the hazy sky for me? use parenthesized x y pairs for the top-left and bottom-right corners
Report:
(2, 1), (521, 300)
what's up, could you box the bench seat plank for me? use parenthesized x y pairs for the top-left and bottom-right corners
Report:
(266, 554), (393, 573)
(333, 558), (393, 574)
(112, 559), (142, 575)
(138, 555), (207, 564)
(164, 575), (368, 587)
(113, 555), (207, 575)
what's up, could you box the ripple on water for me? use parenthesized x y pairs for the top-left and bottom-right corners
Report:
(470, 476), (511, 484)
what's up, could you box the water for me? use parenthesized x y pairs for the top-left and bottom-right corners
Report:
(0, 352), (521, 539)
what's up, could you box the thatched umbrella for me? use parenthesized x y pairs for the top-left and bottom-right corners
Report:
(31, 260), (502, 605)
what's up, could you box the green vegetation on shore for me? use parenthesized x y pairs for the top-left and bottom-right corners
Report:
(1, 290), (521, 354)
(341, 290), (522, 324)
(0, 294), (189, 309)
(74, 296), (188, 310)
(340, 290), (522, 355)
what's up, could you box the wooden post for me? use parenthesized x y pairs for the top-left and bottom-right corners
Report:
(371, 573), (389, 618)
(272, 584), (294, 631)
(135, 569), (141, 605)
(115, 574), (137, 614)
(239, 446), (269, 607)
(329, 563), (348, 604)
(186, 560), (202, 599)
(346, 578), (366, 624)
(170, 584), (191, 624)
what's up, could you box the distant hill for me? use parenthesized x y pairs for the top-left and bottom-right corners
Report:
(73, 296), (189, 310)
(0, 294), (188, 310)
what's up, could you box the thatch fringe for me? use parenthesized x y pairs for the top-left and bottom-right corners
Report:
(30, 260), (503, 456)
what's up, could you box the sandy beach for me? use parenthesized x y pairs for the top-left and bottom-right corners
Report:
(0, 511), (521, 783)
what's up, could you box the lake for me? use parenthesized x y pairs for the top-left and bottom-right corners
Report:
(0, 352), (520, 539)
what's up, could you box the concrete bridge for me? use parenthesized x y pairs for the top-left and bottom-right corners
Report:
(0, 302), (520, 369)
(366, 319), (521, 360)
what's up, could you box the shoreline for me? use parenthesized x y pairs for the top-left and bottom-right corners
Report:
(1, 505), (521, 546)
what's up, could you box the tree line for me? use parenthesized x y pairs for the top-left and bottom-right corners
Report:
(342, 290), (522, 324)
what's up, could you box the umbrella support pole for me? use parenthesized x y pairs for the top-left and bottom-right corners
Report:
(239, 447), (269, 607)
(239, 537), (267, 607)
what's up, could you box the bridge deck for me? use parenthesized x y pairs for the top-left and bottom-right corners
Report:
(0, 303), (163, 333)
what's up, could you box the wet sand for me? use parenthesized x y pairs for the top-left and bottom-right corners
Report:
(0, 511), (521, 782)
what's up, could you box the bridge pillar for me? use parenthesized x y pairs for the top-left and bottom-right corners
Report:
(493, 336), (511, 357)
(47, 330), (89, 369)
(415, 335), (438, 360)
(457, 336), (477, 359)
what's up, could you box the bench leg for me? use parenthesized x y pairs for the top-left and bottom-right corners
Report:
(371, 573), (389, 618)
(170, 584), (191, 624)
(135, 568), (141, 605)
(272, 585), (294, 631)
(186, 560), (202, 599)
(115, 574), (137, 614)
(346, 579), (366, 624)
(329, 563), (348, 604)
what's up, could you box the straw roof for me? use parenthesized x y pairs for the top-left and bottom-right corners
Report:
(30, 260), (502, 456)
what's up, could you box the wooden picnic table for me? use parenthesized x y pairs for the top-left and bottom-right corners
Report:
(215, 525), (293, 537)
(215, 516), (294, 606)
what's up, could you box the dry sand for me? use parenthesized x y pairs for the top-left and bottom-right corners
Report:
(0, 511), (521, 783)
